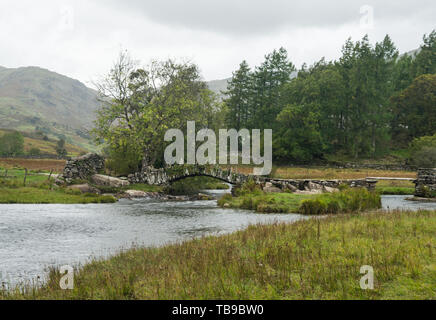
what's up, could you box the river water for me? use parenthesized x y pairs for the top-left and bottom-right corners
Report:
(0, 192), (435, 287)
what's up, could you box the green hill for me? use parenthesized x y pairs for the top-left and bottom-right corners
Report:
(0, 66), (99, 151)
(0, 128), (88, 157)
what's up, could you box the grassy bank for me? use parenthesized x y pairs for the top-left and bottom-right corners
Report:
(0, 166), (118, 204)
(375, 180), (416, 195)
(218, 182), (381, 215)
(0, 168), (228, 204)
(0, 186), (116, 204)
(3, 210), (435, 300)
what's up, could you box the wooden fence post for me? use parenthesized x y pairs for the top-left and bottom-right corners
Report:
(48, 169), (53, 181)
(23, 168), (28, 186)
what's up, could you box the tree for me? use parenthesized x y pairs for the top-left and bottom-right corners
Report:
(413, 30), (436, 76)
(409, 134), (436, 167)
(391, 74), (436, 143)
(29, 148), (41, 157)
(251, 48), (295, 129)
(93, 52), (219, 172)
(56, 139), (67, 159)
(275, 104), (324, 163)
(223, 61), (252, 130)
(0, 131), (24, 157)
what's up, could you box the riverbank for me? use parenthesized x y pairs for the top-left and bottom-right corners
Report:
(0, 169), (228, 204)
(3, 209), (435, 300)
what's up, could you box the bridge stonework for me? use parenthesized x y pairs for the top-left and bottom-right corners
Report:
(127, 165), (377, 191)
(415, 168), (436, 198)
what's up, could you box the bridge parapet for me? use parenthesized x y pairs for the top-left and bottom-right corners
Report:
(127, 165), (259, 186)
(415, 168), (436, 198)
(127, 165), (378, 192)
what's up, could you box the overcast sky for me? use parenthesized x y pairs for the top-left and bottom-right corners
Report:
(0, 0), (434, 87)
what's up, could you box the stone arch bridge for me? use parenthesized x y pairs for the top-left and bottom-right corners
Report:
(127, 165), (377, 191)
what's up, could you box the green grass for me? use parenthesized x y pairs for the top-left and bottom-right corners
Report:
(219, 192), (313, 213)
(376, 187), (415, 195)
(375, 180), (415, 195)
(3, 210), (435, 300)
(0, 169), (117, 204)
(0, 186), (116, 204)
(218, 181), (381, 215)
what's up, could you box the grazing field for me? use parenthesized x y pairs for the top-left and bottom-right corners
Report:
(3, 210), (435, 300)
(0, 158), (66, 172)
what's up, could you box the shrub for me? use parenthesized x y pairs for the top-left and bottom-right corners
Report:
(409, 134), (436, 167)
(217, 194), (233, 207)
(299, 188), (381, 215)
(299, 199), (327, 215)
(235, 179), (262, 196)
(29, 148), (41, 156)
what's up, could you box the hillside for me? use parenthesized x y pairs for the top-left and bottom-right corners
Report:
(0, 66), (99, 150)
(206, 78), (230, 97)
(0, 129), (88, 158)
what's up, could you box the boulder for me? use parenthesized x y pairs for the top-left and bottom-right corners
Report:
(124, 190), (148, 198)
(285, 184), (298, 193)
(307, 182), (324, 191)
(91, 174), (130, 188)
(323, 186), (340, 193)
(263, 186), (283, 193)
(67, 184), (100, 194)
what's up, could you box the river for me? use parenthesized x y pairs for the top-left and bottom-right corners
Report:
(0, 191), (435, 287)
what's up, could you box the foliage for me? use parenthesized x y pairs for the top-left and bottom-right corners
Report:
(28, 148), (41, 156)
(409, 134), (436, 167)
(55, 139), (67, 159)
(219, 185), (381, 215)
(299, 188), (381, 215)
(391, 74), (436, 145)
(92, 51), (222, 172)
(0, 131), (24, 157)
(222, 30), (435, 163)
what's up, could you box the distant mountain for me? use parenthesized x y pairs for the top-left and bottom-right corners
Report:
(0, 66), (99, 150)
(206, 71), (298, 99)
(207, 78), (230, 98)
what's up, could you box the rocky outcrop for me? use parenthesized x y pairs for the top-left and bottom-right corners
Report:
(60, 153), (105, 183)
(91, 174), (130, 188)
(415, 168), (436, 198)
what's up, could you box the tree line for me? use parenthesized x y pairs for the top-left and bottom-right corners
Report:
(224, 31), (436, 163)
(93, 31), (435, 174)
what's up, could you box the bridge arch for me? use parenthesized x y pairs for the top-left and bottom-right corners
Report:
(128, 165), (253, 186)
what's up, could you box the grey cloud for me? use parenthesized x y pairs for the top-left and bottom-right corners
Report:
(102, 0), (435, 35)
